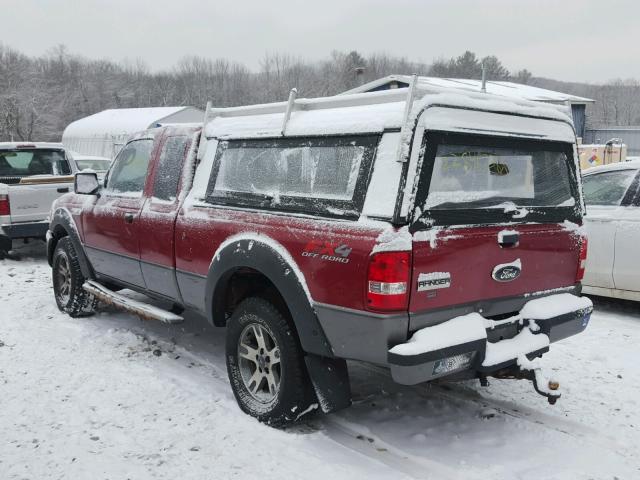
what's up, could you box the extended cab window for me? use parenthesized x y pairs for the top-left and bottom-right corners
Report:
(106, 139), (154, 195)
(413, 132), (580, 226)
(206, 136), (377, 217)
(0, 149), (70, 181)
(582, 169), (638, 206)
(153, 135), (190, 201)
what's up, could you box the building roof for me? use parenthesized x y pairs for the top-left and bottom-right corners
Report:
(341, 75), (594, 104)
(62, 107), (201, 139)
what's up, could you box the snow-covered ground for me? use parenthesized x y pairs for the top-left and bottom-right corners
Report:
(1, 242), (638, 480)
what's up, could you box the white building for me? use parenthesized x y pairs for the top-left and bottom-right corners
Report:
(62, 106), (203, 158)
(342, 75), (594, 138)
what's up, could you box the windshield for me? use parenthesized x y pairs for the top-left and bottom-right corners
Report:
(75, 159), (112, 171)
(0, 149), (71, 179)
(423, 140), (575, 211)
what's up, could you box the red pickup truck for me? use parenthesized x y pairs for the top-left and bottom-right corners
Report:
(48, 86), (593, 425)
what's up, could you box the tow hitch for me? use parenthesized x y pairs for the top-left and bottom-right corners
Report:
(487, 355), (562, 405)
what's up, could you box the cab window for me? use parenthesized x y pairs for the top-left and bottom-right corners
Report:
(152, 136), (189, 201)
(106, 140), (154, 195)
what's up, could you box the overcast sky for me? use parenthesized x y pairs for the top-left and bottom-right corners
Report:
(2, 0), (637, 83)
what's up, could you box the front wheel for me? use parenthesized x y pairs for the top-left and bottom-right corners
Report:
(52, 237), (97, 317)
(225, 297), (315, 426)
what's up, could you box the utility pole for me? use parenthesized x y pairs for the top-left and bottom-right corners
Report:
(481, 63), (487, 93)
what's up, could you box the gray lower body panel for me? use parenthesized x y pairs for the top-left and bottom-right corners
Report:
(84, 246), (146, 289)
(314, 302), (408, 365)
(176, 269), (207, 313)
(140, 260), (181, 301)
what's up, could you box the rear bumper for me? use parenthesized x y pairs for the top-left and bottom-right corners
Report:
(0, 221), (49, 251)
(388, 297), (592, 385)
(1, 221), (49, 240)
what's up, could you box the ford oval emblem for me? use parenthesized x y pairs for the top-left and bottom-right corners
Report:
(493, 265), (521, 282)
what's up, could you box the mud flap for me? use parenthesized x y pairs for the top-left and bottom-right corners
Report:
(304, 354), (351, 414)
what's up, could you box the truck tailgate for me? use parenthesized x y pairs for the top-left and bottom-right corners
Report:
(9, 177), (73, 224)
(409, 224), (581, 314)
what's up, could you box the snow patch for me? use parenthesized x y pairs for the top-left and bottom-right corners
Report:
(483, 328), (550, 367)
(372, 226), (412, 253)
(389, 313), (486, 357)
(519, 293), (593, 320)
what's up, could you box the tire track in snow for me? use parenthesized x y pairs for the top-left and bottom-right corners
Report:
(352, 362), (634, 464)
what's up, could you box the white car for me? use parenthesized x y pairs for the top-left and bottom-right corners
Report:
(582, 160), (640, 301)
(0, 142), (78, 255)
(67, 151), (112, 174)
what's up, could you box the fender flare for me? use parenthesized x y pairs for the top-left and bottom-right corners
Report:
(48, 207), (95, 279)
(205, 234), (351, 413)
(205, 235), (334, 358)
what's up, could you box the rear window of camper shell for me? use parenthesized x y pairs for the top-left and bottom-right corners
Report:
(411, 131), (581, 228)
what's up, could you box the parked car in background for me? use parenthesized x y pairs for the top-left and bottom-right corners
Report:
(0, 142), (77, 256)
(48, 87), (592, 425)
(67, 151), (112, 182)
(67, 151), (112, 173)
(582, 160), (640, 301)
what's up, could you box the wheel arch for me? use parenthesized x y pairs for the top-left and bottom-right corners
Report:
(48, 207), (94, 279)
(205, 234), (352, 413)
(205, 234), (333, 358)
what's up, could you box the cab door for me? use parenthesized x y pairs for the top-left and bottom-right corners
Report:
(612, 175), (640, 291)
(137, 133), (193, 300)
(582, 168), (640, 289)
(82, 138), (156, 287)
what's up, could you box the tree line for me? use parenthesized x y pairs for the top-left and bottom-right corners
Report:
(0, 44), (637, 142)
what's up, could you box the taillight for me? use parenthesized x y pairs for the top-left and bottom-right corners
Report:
(0, 194), (10, 216)
(576, 236), (588, 282)
(366, 251), (411, 311)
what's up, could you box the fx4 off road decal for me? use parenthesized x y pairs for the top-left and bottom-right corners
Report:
(417, 272), (451, 291)
(301, 240), (352, 264)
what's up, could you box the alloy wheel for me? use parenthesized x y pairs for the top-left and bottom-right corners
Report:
(237, 323), (282, 402)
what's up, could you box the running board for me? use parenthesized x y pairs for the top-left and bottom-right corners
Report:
(83, 280), (184, 324)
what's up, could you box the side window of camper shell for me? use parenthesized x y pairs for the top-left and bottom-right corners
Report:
(204, 135), (378, 217)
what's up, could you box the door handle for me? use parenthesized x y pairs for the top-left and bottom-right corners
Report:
(57, 187), (69, 193)
(124, 213), (135, 224)
(498, 232), (519, 248)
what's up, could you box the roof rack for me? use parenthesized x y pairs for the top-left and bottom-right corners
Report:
(396, 74), (418, 163)
(195, 79), (571, 159)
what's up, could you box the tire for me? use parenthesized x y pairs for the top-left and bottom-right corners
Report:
(226, 297), (315, 426)
(52, 237), (98, 317)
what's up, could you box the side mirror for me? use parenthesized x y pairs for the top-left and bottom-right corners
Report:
(75, 171), (101, 195)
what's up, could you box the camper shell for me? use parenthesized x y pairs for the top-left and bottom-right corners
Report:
(48, 82), (592, 424)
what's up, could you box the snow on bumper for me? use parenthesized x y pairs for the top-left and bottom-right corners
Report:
(388, 293), (593, 385)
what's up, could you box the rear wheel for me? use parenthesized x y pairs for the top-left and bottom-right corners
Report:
(226, 297), (315, 426)
(52, 237), (97, 317)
